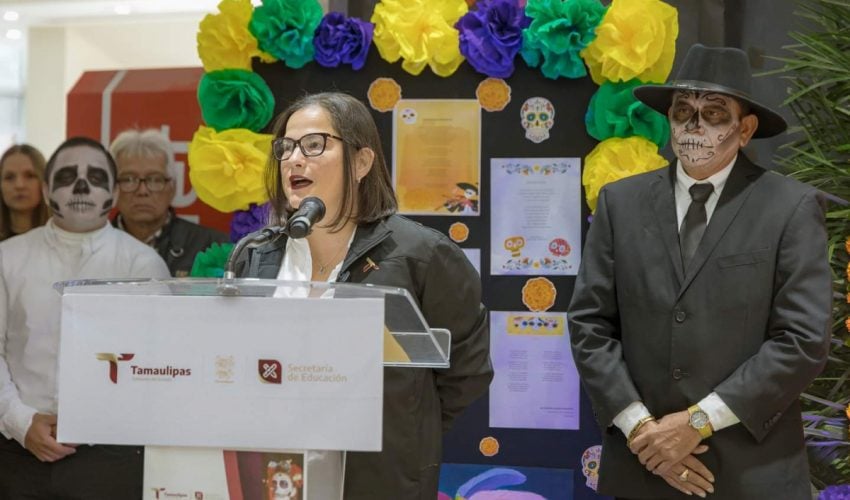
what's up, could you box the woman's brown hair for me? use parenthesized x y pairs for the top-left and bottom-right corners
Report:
(265, 92), (397, 231)
(0, 144), (50, 240)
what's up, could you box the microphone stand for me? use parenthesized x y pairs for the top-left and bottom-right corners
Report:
(218, 225), (288, 295)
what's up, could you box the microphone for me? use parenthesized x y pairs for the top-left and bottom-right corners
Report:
(286, 197), (326, 239)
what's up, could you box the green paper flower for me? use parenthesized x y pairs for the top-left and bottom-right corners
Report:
(190, 242), (235, 278)
(585, 79), (670, 148)
(520, 0), (607, 80)
(249, 0), (323, 69)
(197, 69), (275, 133)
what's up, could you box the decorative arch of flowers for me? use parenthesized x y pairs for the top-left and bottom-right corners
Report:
(187, 0), (679, 274)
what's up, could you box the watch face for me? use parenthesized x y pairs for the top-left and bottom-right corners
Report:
(690, 410), (709, 428)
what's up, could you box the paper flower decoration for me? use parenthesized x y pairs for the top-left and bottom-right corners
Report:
(197, 69), (275, 133)
(249, 0), (323, 69)
(476, 77), (512, 111)
(190, 242), (235, 278)
(583, 136), (668, 212)
(187, 126), (272, 213)
(197, 0), (275, 72)
(580, 0), (678, 84)
(313, 12), (374, 70)
(456, 0), (531, 78)
(586, 79), (670, 148)
(520, 0), (607, 80)
(371, 0), (468, 77)
(367, 77), (402, 112)
(230, 202), (272, 242)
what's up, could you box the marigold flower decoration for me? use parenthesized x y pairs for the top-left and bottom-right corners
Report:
(197, 0), (275, 72)
(367, 77), (402, 112)
(583, 136), (668, 212)
(187, 126), (272, 213)
(249, 0), (323, 69)
(845, 235), (850, 254)
(581, 0), (678, 84)
(476, 77), (511, 112)
(371, 0), (468, 77)
(521, 0), (607, 80)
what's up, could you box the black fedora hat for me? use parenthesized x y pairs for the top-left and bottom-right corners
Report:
(633, 44), (787, 138)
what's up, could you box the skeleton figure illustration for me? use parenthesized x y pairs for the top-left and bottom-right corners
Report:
(442, 182), (479, 213)
(46, 145), (115, 232)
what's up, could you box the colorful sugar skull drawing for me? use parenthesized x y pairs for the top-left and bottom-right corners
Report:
(520, 97), (555, 143)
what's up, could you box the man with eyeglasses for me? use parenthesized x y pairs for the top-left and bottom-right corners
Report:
(110, 129), (227, 277)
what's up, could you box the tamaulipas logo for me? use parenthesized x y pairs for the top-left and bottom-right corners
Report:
(96, 352), (191, 383)
(95, 353), (134, 384)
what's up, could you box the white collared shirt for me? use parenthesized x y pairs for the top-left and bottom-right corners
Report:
(674, 156), (736, 227)
(0, 219), (169, 445)
(276, 232), (356, 285)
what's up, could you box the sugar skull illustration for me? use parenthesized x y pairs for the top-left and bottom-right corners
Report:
(504, 236), (525, 257)
(265, 459), (302, 500)
(520, 97), (555, 143)
(548, 238), (571, 257)
(400, 107), (418, 125)
(581, 445), (602, 491)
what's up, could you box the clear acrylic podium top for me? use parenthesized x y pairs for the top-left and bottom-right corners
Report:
(55, 278), (450, 368)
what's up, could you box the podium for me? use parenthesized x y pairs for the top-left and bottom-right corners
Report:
(54, 278), (451, 499)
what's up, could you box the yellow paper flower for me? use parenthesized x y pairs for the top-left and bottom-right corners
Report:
(583, 136), (668, 212)
(367, 77), (402, 112)
(476, 77), (512, 112)
(188, 126), (272, 212)
(580, 0), (678, 84)
(197, 0), (276, 72)
(371, 0), (468, 77)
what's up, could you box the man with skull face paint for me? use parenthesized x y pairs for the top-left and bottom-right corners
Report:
(569, 45), (830, 499)
(0, 137), (169, 498)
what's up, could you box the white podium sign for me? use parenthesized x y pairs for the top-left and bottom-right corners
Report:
(57, 294), (384, 451)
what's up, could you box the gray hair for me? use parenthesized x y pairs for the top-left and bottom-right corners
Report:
(109, 128), (177, 179)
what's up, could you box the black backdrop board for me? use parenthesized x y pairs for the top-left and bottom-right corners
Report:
(255, 48), (607, 500)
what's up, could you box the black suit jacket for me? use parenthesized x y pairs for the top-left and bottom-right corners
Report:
(568, 155), (831, 499)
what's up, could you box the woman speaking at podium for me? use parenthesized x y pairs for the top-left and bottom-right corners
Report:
(237, 92), (493, 499)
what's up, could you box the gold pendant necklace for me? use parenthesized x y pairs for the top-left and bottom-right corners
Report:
(316, 243), (348, 275)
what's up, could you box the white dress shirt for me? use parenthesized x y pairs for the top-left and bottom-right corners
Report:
(276, 234), (353, 284)
(0, 219), (170, 445)
(614, 157), (741, 438)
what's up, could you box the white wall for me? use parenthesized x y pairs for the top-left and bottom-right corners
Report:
(26, 16), (203, 155)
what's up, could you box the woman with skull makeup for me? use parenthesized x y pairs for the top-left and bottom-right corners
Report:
(0, 137), (169, 498)
(0, 144), (50, 241)
(235, 92), (493, 499)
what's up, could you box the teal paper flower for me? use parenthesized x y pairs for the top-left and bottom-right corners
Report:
(190, 242), (235, 278)
(520, 0), (607, 80)
(585, 79), (670, 148)
(197, 69), (275, 133)
(249, 0), (323, 69)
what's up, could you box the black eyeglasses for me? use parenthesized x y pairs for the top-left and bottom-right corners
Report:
(272, 132), (346, 161)
(116, 175), (172, 193)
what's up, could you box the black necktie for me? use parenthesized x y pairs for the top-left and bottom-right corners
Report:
(680, 183), (714, 268)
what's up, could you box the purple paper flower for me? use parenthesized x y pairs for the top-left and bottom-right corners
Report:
(313, 12), (374, 71)
(820, 485), (850, 500)
(230, 203), (272, 242)
(457, 0), (531, 78)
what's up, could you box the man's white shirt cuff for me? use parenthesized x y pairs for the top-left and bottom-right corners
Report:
(699, 392), (740, 431)
(613, 401), (652, 437)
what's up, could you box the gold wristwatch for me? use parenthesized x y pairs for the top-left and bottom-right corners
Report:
(687, 404), (713, 439)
